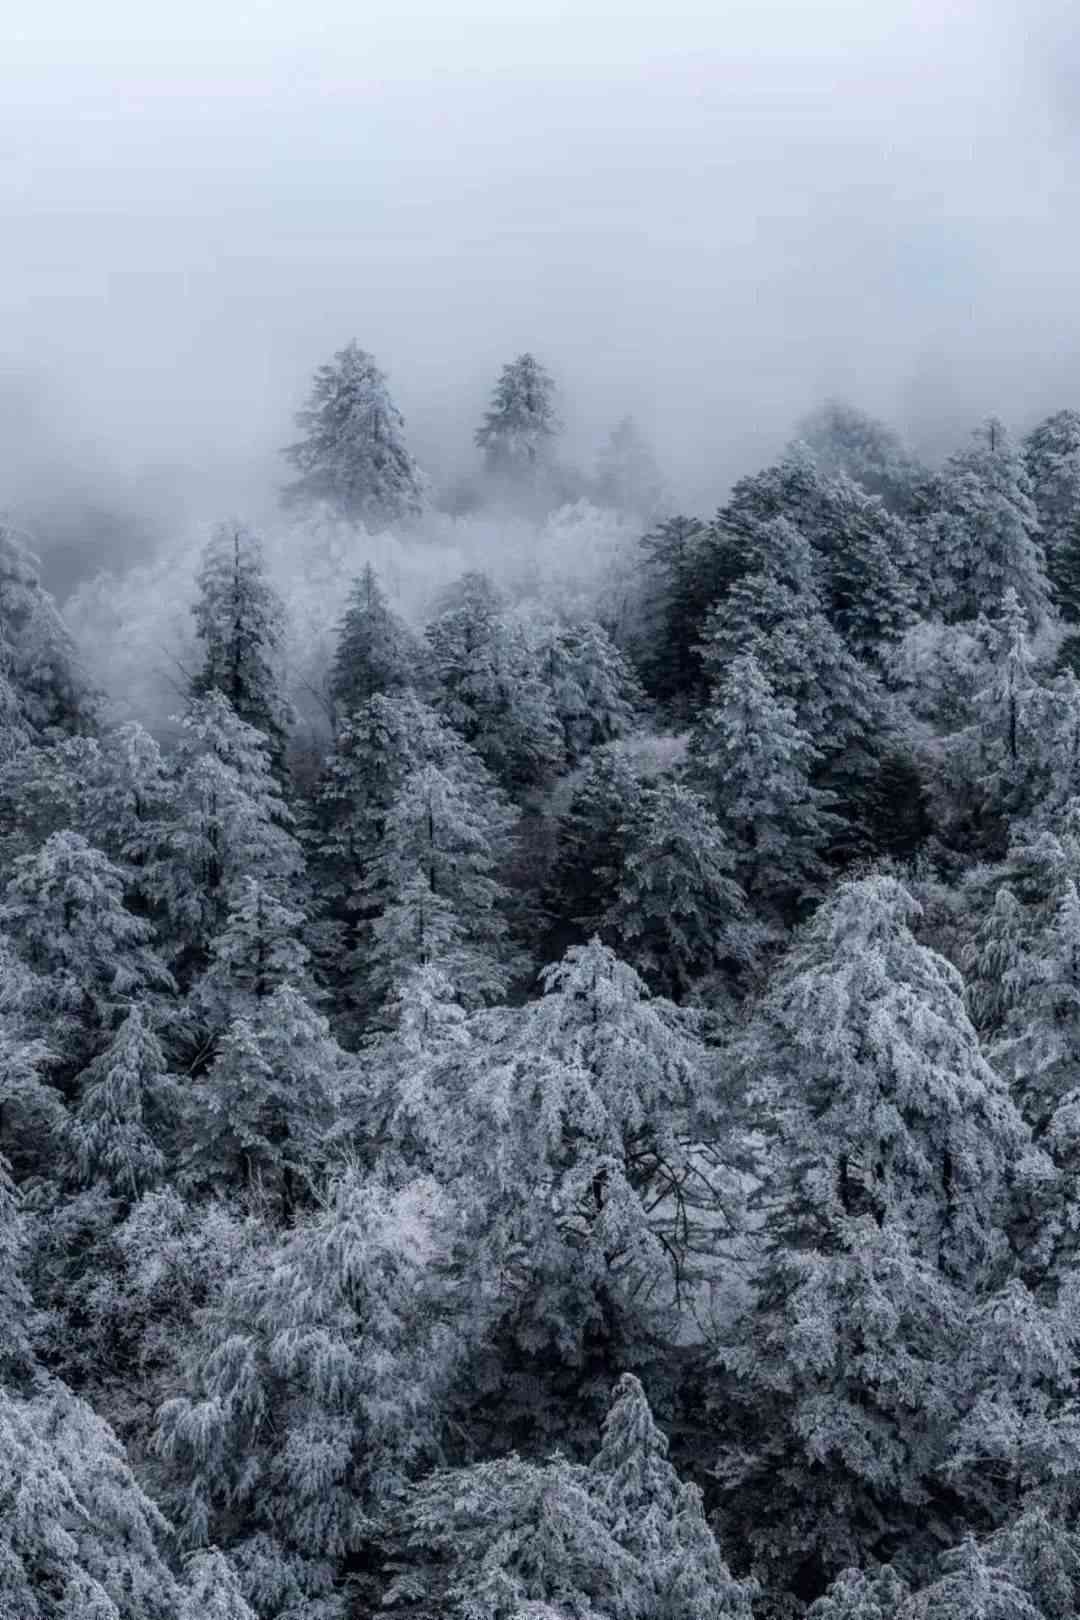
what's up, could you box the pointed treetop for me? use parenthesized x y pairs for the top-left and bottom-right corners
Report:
(282, 340), (424, 528)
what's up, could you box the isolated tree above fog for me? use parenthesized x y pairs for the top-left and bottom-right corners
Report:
(594, 414), (668, 519)
(475, 352), (560, 478)
(281, 340), (425, 527)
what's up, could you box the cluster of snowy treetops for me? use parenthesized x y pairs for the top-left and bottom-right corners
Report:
(10, 353), (1080, 1619)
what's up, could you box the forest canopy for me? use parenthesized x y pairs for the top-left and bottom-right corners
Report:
(5, 355), (1080, 1619)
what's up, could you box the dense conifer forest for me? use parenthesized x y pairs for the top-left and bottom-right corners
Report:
(7, 349), (1080, 1619)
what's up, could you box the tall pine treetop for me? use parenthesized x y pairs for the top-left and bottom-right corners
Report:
(191, 522), (290, 764)
(282, 340), (424, 527)
(475, 353), (560, 476)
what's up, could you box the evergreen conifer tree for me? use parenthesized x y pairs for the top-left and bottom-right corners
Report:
(70, 1004), (176, 1199)
(183, 984), (346, 1219)
(0, 830), (174, 1082)
(712, 876), (1032, 1593)
(542, 618), (643, 766)
(593, 415), (668, 520)
(795, 399), (925, 513)
(601, 779), (752, 999)
(190, 522), (290, 764)
(0, 520), (96, 738)
(475, 352), (560, 479)
(921, 418), (1050, 625)
(688, 652), (838, 917)
(1023, 408), (1080, 621)
(328, 561), (422, 720)
(159, 694), (304, 974)
(282, 340), (424, 526)
(426, 572), (564, 792)
(154, 1169), (466, 1613)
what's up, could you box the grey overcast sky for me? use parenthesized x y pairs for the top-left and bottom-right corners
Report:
(3, 0), (1080, 531)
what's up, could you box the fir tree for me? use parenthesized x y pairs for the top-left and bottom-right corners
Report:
(159, 693), (304, 974)
(699, 546), (895, 862)
(541, 617), (643, 766)
(328, 562), (422, 720)
(0, 1148), (36, 1381)
(545, 742), (651, 946)
(183, 984), (346, 1219)
(0, 830), (174, 1081)
(713, 877), (1032, 1594)
(361, 755), (523, 1014)
(921, 418), (1050, 625)
(806, 1564), (912, 1619)
(282, 340), (424, 526)
(0, 1382), (252, 1619)
(722, 451), (917, 656)
(636, 515), (718, 712)
(475, 352), (560, 478)
(796, 398), (925, 514)
(82, 722), (173, 901)
(593, 415), (668, 520)
(0, 520), (96, 738)
(70, 1004), (177, 1199)
(426, 572), (564, 792)
(1022, 407), (1080, 621)
(590, 1373), (754, 1620)
(688, 651), (838, 918)
(601, 779), (752, 1000)
(155, 1170), (467, 1614)
(191, 875), (311, 1042)
(190, 521), (291, 763)
(452, 941), (742, 1438)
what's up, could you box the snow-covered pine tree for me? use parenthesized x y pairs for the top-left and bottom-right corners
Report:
(193, 875), (311, 1036)
(795, 398), (925, 514)
(385, 1451), (636, 1620)
(688, 651), (838, 919)
(0, 731), (100, 864)
(190, 521), (291, 765)
(154, 1170), (467, 1615)
(545, 741), (656, 946)
(70, 1004), (177, 1199)
(0, 1380), (254, 1619)
(361, 754), (523, 1014)
(475, 352), (560, 479)
(720, 450), (917, 658)
(82, 722), (173, 900)
(449, 940), (743, 1443)
(0, 1146), (36, 1381)
(0, 829), (174, 1084)
(805, 1564), (912, 1619)
(0, 520), (96, 738)
(158, 693), (304, 977)
(328, 561), (423, 720)
(425, 571), (564, 793)
(541, 617), (643, 766)
(636, 514), (724, 713)
(712, 876), (1032, 1595)
(699, 532), (896, 863)
(590, 1373), (755, 1620)
(593, 415), (668, 521)
(282, 340), (425, 527)
(600, 778), (753, 1000)
(385, 1373), (753, 1620)
(920, 418), (1050, 626)
(182, 983), (347, 1219)
(942, 589), (1046, 853)
(1023, 408), (1080, 622)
